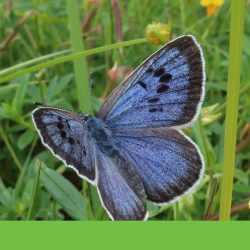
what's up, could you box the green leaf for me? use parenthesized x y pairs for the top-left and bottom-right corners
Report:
(40, 163), (87, 220)
(12, 74), (30, 115)
(46, 74), (73, 102)
(17, 130), (35, 150)
(0, 179), (15, 210)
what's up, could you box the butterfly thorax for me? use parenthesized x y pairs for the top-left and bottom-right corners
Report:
(85, 117), (116, 156)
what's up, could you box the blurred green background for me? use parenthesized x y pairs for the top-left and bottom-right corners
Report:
(0, 0), (249, 220)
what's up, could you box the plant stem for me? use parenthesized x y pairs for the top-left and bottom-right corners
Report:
(219, 0), (245, 220)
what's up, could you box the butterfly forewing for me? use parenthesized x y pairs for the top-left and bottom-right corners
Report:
(32, 107), (96, 182)
(99, 35), (205, 130)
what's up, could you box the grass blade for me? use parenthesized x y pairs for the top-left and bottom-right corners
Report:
(219, 0), (245, 220)
(0, 38), (147, 84)
(0, 49), (71, 78)
(66, 0), (90, 112)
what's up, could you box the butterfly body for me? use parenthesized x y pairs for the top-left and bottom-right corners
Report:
(85, 116), (115, 155)
(32, 35), (206, 220)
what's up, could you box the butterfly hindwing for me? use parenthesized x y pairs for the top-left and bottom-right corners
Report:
(32, 107), (95, 182)
(112, 127), (204, 203)
(99, 35), (205, 129)
(95, 147), (148, 220)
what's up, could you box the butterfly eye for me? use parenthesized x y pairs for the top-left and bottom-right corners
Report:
(81, 115), (90, 123)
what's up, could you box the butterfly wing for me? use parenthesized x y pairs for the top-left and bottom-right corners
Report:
(112, 128), (204, 203)
(94, 147), (147, 220)
(32, 107), (95, 183)
(98, 35), (205, 129)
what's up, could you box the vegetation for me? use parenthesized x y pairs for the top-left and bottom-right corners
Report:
(0, 0), (249, 221)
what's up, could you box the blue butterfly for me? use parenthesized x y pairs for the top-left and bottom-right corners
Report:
(32, 35), (205, 220)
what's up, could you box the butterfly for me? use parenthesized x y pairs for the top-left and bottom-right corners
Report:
(32, 35), (205, 220)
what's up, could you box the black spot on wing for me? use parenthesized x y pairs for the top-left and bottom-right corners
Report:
(60, 130), (66, 138)
(148, 97), (160, 103)
(68, 137), (75, 145)
(154, 67), (165, 77)
(149, 107), (163, 113)
(159, 73), (172, 83)
(137, 81), (147, 89)
(157, 84), (169, 93)
(146, 67), (154, 74)
(57, 122), (64, 129)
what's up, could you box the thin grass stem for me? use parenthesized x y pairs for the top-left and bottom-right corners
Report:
(0, 49), (71, 78)
(0, 38), (147, 84)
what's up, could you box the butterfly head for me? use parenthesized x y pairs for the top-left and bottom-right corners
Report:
(79, 113), (91, 123)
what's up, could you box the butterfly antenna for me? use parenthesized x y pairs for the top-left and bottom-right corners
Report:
(88, 73), (94, 114)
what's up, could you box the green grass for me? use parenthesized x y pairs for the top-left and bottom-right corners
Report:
(0, 0), (249, 221)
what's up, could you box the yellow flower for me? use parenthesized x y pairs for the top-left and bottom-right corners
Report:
(146, 22), (171, 45)
(200, 0), (224, 16)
